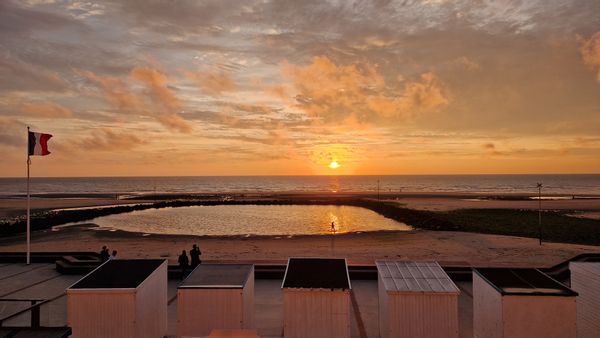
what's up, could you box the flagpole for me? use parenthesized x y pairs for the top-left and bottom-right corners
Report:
(26, 126), (31, 265)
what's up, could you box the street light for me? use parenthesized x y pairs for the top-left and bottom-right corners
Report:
(537, 182), (543, 245)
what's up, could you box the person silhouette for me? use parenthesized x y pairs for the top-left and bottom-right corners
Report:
(109, 250), (117, 260)
(178, 250), (189, 278)
(190, 244), (201, 269)
(331, 221), (336, 233)
(100, 246), (109, 262)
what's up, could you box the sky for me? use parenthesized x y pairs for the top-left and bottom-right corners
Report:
(1, 0), (600, 177)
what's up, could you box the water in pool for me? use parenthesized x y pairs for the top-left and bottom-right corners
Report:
(89, 204), (411, 236)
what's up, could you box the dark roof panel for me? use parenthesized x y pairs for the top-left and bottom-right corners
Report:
(474, 268), (577, 297)
(70, 259), (165, 289)
(282, 258), (350, 289)
(179, 264), (253, 289)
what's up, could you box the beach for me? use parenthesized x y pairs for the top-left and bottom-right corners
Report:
(1, 193), (599, 268)
(0, 224), (599, 268)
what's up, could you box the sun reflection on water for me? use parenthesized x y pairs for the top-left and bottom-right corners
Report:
(91, 205), (411, 236)
(328, 211), (340, 233)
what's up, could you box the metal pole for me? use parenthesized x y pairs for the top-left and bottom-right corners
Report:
(26, 126), (31, 265)
(31, 300), (40, 328)
(537, 183), (542, 246)
(330, 222), (335, 257)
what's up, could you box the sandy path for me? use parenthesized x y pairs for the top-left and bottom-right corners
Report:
(0, 226), (598, 268)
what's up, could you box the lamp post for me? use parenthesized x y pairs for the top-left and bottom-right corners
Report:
(537, 182), (543, 245)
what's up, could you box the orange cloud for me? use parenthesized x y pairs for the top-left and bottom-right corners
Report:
(77, 128), (147, 151)
(482, 142), (506, 156)
(79, 70), (143, 111)
(19, 102), (73, 118)
(398, 72), (448, 113)
(282, 56), (448, 123)
(185, 69), (235, 96)
(156, 113), (193, 133)
(80, 67), (192, 133)
(580, 32), (600, 82)
(131, 66), (182, 112)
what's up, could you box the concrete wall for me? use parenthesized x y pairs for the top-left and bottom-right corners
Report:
(178, 289), (245, 337)
(382, 292), (458, 338)
(134, 261), (168, 338)
(502, 295), (576, 338)
(283, 289), (350, 338)
(68, 290), (136, 338)
(473, 272), (503, 338)
(243, 267), (255, 329)
(570, 262), (600, 338)
(379, 277), (390, 338)
(177, 268), (254, 338)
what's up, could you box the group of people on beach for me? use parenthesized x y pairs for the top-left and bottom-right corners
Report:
(99, 246), (117, 261)
(178, 244), (202, 277)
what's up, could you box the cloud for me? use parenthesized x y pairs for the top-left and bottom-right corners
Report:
(66, 2), (105, 19)
(131, 66), (182, 112)
(19, 102), (73, 118)
(76, 128), (146, 151)
(452, 56), (481, 71)
(0, 117), (27, 147)
(185, 69), (235, 96)
(79, 70), (143, 111)
(80, 67), (193, 133)
(283, 56), (448, 123)
(482, 142), (504, 156)
(131, 66), (192, 133)
(155, 113), (192, 134)
(580, 32), (600, 82)
(0, 54), (69, 93)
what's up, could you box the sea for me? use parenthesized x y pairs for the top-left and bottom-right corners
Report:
(1, 174), (600, 196)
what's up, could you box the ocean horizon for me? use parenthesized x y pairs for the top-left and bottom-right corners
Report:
(1, 174), (600, 195)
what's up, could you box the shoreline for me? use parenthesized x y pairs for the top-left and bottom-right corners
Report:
(4, 190), (600, 199)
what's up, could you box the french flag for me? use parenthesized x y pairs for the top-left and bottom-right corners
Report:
(28, 131), (52, 156)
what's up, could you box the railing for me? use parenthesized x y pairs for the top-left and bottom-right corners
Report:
(0, 293), (65, 328)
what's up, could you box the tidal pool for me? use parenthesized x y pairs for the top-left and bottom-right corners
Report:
(89, 204), (411, 236)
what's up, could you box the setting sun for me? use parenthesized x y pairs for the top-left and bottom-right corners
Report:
(328, 161), (340, 169)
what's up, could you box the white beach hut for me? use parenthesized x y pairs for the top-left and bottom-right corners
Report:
(473, 268), (577, 338)
(67, 259), (168, 338)
(282, 258), (351, 338)
(376, 261), (460, 338)
(569, 262), (600, 338)
(177, 264), (255, 338)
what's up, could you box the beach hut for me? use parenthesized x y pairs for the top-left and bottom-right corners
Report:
(569, 262), (600, 338)
(177, 264), (255, 338)
(376, 261), (460, 338)
(67, 259), (168, 338)
(282, 258), (351, 338)
(473, 268), (577, 338)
